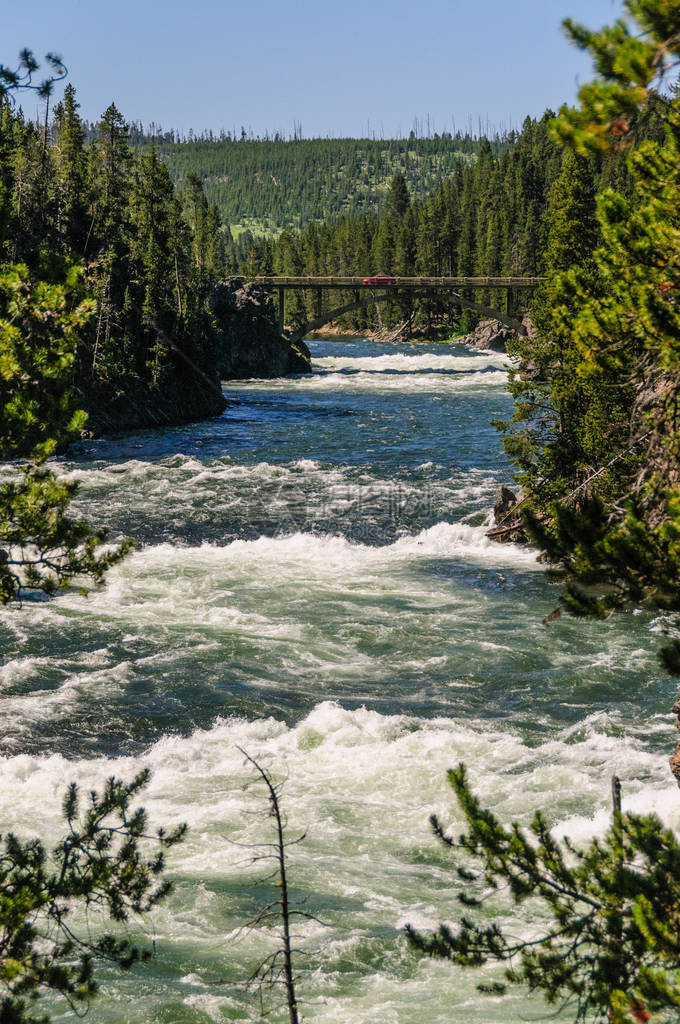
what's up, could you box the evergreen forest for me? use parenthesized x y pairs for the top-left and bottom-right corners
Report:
(220, 107), (664, 336)
(137, 132), (499, 235)
(0, 87), (229, 446)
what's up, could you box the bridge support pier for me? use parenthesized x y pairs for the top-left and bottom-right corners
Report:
(278, 287), (285, 331)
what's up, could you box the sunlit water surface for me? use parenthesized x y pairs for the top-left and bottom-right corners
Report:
(0, 338), (675, 1023)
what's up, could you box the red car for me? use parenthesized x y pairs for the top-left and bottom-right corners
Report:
(362, 272), (397, 285)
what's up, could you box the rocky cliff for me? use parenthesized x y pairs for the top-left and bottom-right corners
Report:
(212, 281), (311, 379)
(82, 282), (311, 436)
(83, 367), (227, 436)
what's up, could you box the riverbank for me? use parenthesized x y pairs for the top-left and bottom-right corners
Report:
(306, 316), (531, 350)
(306, 322), (466, 343)
(81, 373), (228, 436)
(79, 282), (312, 438)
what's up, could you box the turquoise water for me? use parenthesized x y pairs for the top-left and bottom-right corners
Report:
(0, 338), (675, 1022)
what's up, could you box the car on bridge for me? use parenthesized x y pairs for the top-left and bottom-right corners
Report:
(361, 272), (397, 286)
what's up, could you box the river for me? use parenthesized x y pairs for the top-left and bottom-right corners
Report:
(0, 337), (676, 1023)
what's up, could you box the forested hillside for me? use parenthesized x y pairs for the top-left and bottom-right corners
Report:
(1, 86), (311, 445)
(0, 74), (309, 602)
(139, 134), (501, 234)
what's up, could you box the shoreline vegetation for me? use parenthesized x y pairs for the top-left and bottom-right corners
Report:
(305, 322), (466, 343)
(0, 89), (312, 453)
(411, 5), (680, 1012)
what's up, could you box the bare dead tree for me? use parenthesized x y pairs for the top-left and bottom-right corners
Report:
(235, 747), (319, 1024)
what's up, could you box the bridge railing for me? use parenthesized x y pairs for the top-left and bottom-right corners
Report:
(239, 275), (543, 289)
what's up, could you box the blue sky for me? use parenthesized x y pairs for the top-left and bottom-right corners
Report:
(5, 0), (621, 137)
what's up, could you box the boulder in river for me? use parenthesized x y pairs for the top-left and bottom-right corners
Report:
(494, 485), (519, 524)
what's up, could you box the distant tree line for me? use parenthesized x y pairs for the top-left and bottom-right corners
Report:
(139, 133), (504, 235)
(234, 106), (664, 335)
(11, 92), (665, 344)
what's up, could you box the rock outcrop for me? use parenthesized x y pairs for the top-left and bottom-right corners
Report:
(83, 282), (311, 436)
(84, 370), (227, 435)
(463, 313), (535, 353)
(670, 696), (680, 788)
(488, 484), (525, 544)
(212, 281), (312, 379)
(464, 319), (516, 352)
(494, 485), (520, 524)
(521, 312), (537, 339)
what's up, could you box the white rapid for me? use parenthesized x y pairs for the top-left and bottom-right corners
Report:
(0, 338), (673, 1023)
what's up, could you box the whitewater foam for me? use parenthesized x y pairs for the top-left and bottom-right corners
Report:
(314, 352), (510, 373)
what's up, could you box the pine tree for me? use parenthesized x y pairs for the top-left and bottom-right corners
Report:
(0, 262), (133, 602)
(500, 149), (614, 508)
(386, 171), (410, 220)
(0, 49), (66, 103)
(520, 87), (680, 609)
(88, 103), (131, 256)
(52, 84), (87, 254)
(407, 766), (680, 1024)
(0, 771), (185, 1024)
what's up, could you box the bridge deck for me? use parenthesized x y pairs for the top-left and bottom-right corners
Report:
(244, 275), (543, 290)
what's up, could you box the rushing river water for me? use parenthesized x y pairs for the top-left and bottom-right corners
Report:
(0, 337), (677, 1023)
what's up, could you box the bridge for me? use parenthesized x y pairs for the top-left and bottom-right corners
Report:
(233, 276), (544, 338)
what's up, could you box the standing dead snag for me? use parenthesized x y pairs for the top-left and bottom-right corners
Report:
(237, 748), (314, 1024)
